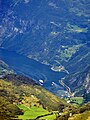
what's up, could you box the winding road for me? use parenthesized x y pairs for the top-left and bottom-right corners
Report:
(59, 78), (71, 94)
(59, 71), (72, 97)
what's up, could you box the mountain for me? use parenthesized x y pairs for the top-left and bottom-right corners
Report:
(1, 74), (90, 120)
(56, 102), (90, 120)
(0, 0), (90, 98)
(63, 66), (90, 102)
(0, 0), (89, 66)
(1, 74), (67, 110)
(0, 1), (90, 119)
(0, 74), (68, 120)
(0, 60), (14, 77)
(0, 48), (67, 97)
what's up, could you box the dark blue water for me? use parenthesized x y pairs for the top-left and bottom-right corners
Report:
(0, 48), (66, 88)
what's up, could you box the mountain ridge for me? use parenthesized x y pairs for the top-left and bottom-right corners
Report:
(0, 0), (90, 102)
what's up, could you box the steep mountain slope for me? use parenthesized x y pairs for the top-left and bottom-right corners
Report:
(56, 102), (90, 120)
(0, 96), (22, 120)
(0, 0), (90, 66)
(64, 44), (90, 74)
(63, 66), (90, 101)
(0, 0), (90, 97)
(1, 74), (90, 120)
(0, 49), (67, 97)
(0, 74), (70, 119)
(0, 60), (14, 77)
(0, 74), (68, 115)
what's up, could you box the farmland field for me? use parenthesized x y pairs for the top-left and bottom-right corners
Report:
(17, 105), (57, 120)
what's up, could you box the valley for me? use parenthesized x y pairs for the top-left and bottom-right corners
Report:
(0, 49), (87, 106)
(0, 73), (90, 120)
(0, 47), (89, 102)
(0, 0), (90, 98)
(0, 0), (90, 119)
(0, 48), (68, 97)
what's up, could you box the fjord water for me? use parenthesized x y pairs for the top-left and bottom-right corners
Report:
(0, 48), (66, 89)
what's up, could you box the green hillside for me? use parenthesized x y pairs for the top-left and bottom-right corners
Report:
(56, 102), (90, 120)
(0, 74), (68, 120)
(0, 74), (90, 120)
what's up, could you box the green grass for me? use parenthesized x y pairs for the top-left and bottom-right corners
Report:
(70, 97), (84, 105)
(40, 114), (56, 120)
(17, 105), (56, 120)
(65, 97), (84, 105)
(17, 104), (29, 111)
